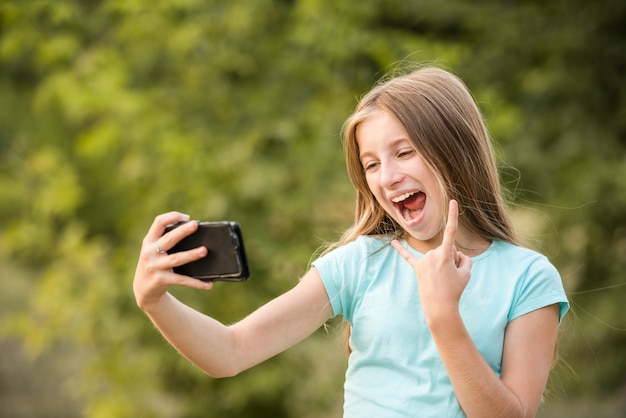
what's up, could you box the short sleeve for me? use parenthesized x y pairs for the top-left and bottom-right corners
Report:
(509, 256), (569, 323)
(311, 238), (370, 321)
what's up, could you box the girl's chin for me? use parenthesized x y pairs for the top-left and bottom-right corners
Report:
(398, 217), (443, 246)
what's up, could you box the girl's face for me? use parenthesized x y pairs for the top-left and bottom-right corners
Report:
(356, 110), (445, 253)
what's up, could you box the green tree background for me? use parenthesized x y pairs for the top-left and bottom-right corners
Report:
(0, 0), (624, 417)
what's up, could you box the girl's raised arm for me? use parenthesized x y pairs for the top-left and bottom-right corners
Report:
(392, 201), (560, 417)
(133, 212), (333, 377)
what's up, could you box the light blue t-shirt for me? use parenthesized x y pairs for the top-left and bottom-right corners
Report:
(312, 236), (569, 418)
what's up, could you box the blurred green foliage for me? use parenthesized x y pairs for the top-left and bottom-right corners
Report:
(0, 0), (624, 416)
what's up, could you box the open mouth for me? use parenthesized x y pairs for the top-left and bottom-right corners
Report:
(392, 191), (426, 221)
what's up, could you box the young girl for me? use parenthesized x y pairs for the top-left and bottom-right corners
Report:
(133, 66), (568, 417)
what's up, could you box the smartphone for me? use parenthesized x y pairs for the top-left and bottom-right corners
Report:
(164, 221), (249, 282)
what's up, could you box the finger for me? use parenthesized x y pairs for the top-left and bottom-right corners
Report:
(157, 220), (200, 252)
(171, 272), (214, 290)
(153, 240), (168, 255)
(165, 245), (208, 269)
(145, 266), (214, 291)
(391, 240), (418, 267)
(146, 211), (191, 242)
(441, 200), (459, 251)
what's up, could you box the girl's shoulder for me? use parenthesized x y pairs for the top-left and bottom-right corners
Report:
(478, 241), (560, 280)
(348, 235), (399, 261)
(314, 235), (393, 265)
(484, 241), (553, 263)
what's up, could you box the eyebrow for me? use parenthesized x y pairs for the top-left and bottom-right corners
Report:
(358, 137), (412, 161)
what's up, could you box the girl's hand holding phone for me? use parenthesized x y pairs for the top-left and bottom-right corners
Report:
(133, 212), (212, 311)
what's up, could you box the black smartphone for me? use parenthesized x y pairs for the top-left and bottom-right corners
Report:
(164, 221), (249, 282)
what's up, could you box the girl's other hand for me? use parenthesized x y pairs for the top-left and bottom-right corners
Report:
(133, 212), (212, 311)
(391, 200), (472, 325)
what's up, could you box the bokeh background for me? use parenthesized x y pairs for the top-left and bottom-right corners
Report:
(1, 1), (625, 417)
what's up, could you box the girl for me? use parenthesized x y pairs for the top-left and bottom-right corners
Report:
(133, 66), (568, 417)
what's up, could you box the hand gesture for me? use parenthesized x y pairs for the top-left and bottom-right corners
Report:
(391, 200), (473, 324)
(133, 212), (212, 310)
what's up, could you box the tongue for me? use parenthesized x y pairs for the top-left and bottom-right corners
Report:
(404, 192), (426, 210)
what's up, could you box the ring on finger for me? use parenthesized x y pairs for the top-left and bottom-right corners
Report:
(154, 240), (166, 254)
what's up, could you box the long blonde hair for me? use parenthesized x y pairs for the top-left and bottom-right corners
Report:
(336, 66), (518, 249)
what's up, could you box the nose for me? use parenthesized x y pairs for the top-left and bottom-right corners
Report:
(380, 160), (404, 189)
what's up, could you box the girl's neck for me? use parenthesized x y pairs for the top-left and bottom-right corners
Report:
(456, 238), (492, 257)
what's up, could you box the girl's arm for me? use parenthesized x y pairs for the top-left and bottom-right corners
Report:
(392, 201), (560, 417)
(133, 212), (333, 378)
(428, 303), (559, 418)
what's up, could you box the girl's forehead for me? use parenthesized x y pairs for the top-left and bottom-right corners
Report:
(355, 112), (416, 152)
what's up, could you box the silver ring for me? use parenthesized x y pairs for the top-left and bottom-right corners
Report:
(154, 240), (166, 254)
